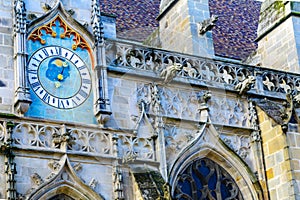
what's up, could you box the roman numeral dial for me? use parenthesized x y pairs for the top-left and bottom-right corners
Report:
(27, 46), (92, 109)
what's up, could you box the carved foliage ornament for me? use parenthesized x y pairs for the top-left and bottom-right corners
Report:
(28, 15), (89, 51)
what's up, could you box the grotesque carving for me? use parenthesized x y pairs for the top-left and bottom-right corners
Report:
(198, 15), (218, 35)
(160, 59), (182, 84)
(234, 76), (256, 95)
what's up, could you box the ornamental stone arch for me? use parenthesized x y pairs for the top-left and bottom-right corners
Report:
(27, 154), (104, 200)
(168, 123), (264, 200)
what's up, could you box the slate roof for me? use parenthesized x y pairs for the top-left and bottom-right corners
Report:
(209, 0), (262, 60)
(100, 0), (160, 42)
(100, 0), (261, 60)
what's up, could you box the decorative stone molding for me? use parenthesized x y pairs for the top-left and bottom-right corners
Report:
(198, 15), (218, 35)
(220, 134), (251, 159)
(31, 173), (44, 186)
(0, 122), (17, 199)
(106, 40), (300, 101)
(168, 123), (263, 200)
(91, 0), (104, 47)
(91, 0), (112, 127)
(118, 135), (154, 163)
(27, 155), (105, 200)
(113, 167), (124, 200)
(13, 0), (32, 115)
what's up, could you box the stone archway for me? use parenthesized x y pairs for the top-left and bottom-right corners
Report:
(173, 157), (243, 199)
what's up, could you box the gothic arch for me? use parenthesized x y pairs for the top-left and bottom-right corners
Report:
(27, 155), (104, 200)
(27, 1), (94, 67)
(169, 124), (264, 200)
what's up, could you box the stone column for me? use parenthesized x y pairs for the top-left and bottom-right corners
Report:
(13, 0), (31, 115)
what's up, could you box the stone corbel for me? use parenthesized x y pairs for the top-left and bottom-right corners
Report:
(91, 0), (111, 127)
(14, 0), (32, 115)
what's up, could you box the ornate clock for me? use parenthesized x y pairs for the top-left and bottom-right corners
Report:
(25, 13), (96, 124)
(27, 46), (92, 109)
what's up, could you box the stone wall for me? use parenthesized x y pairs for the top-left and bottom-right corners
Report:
(286, 124), (300, 200)
(257, 107), (295, 200)
(158, 0), (214, 57)
(249, 17), (299, 71)
(247, 1), (300, 72)
(0, 0), (13, 113)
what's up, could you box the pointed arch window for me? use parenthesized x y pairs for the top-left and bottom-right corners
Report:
(173, 158), (243, 200)
(48, 194), (75, 200)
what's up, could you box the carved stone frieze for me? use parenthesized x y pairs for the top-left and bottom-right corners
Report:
(48, 160), (61, 172)
(12, 122), (112, 155)
(164, 125), (197, 167)
(118, 135), (154, 163)
(208, 96), (249, 127)
(220, 134), (251, 159)
(135, 84), (251, 127)
(106, 40), (300, 100)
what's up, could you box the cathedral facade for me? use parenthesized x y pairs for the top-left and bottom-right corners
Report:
(0, 0), (299, 199)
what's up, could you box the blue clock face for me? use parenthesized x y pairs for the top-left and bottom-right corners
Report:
(27, 46), (92, 109)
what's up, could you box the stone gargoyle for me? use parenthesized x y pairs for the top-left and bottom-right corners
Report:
(234, 75), (256, 95)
